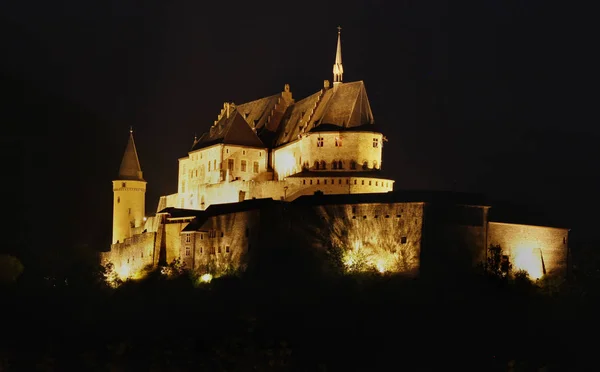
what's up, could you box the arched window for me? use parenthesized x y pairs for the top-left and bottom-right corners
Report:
(350, 160), (357, 170)
(362, 161), (368, 170)
(332, 161), (338, 170)
(314, 161), (320, 170)
(338, 160), (343, 169)
(320, 160), (326, 170)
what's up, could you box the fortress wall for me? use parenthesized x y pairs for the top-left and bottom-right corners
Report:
(290, 202), (424, 275)
(488, 222), (569, 278)
(164, 222), (188, 264)
(179, 210), (260, 274)
(106, 232), (156, 279)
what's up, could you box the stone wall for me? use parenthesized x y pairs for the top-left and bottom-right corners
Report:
(488, 222), (569, 278)
(105, 231), (156, 278)
(112, 179), (146, 244)
(272, 131), (385, 180)
(180, 210), (260, 275)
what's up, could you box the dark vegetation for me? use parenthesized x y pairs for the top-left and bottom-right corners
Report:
(2, 240), (600, 372)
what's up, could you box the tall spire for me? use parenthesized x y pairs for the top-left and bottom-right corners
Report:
(118, 128), (144, 181)
(333, 26), (344, 86)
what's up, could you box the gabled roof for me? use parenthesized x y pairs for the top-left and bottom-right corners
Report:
(117, 131), (144, 181)
(190, 111), (265, 151)
(274, 81), (374, 146)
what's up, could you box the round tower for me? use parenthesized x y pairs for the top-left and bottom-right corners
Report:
(112, 129), (146, 244)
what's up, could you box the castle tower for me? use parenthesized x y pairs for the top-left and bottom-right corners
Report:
(333, 26), (344, 88)
(112, 128), (146, 244)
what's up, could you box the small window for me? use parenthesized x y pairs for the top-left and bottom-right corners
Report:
(373, 138), (379, 148)
(338, 179), (342, 184)
(324, 180), (327, 185)
(185, 246), (191, 256)
(338, 160), (343, 169)
(369, 181), (372, 186)
(310, 180), (313, 185)
(199, 246), (203, 253)
(122, 182), (126, 188)
(241, 160), (247, 172)
(317, 137), (324, 147)
(128, 208), (131, 215)
(200, 234), (203, 240)
(335, 137), (342, 147)
(314, 161), (320, 170)
(362, 161), (368, 170)
(208, 161), (211, 171)
(361, 180), (365, 185)
(185, 235), (191, 243)
(303, 180), (306, 185)
(320, 160), (326, 169)
(226, 246), (230, 253)
(317, 179), (320, 184)
(253, 161), (259, 173)
(220, 231), (224, 237)
(243, 150), (246, 155)
(400, 237), (407, 244)
(218, 247), (222, 253)
(350, 160), (356, 170)
(228, 159), (234, 171)
(117, 196), (120, 204)
(354, 180), (357, 185)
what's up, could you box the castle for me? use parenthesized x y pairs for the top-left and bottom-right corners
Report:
(104, 29), (570, 281)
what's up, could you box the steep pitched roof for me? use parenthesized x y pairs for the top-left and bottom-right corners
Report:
(117, 131), (144, 181)
(191, 110), (265, 151)
(274, 81), (374, 146)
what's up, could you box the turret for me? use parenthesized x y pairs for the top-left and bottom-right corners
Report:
(112, 128), (146, 244)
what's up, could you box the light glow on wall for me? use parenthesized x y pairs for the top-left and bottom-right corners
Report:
(513, 247), (544, 280)
(275, 152), (296, 178)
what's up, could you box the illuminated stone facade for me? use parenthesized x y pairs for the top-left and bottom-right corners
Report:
(103, 30), (570, 281)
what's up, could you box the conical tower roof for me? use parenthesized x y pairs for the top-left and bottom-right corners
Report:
(117, 129), (144, 181)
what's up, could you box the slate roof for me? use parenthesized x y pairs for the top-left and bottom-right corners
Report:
(190, 111), (265, 151)
(117, 131), (144, 181)
(274, 81), (374, 146)
(192, 81), (376, 151)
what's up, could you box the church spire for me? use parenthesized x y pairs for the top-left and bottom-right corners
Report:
(333, 26), (344, 86)
(118, 128), (144, 181)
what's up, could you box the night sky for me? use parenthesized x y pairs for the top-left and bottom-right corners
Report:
(0, 1), (595, 252)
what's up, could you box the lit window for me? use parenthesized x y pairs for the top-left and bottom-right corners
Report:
(241, 160), (247, 172)
(317, 137), (324, 147)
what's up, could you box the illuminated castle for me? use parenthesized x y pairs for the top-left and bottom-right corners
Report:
(105, 29), (570, 281)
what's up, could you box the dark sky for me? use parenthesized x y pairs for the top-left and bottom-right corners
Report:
(0, 0), (595, 251)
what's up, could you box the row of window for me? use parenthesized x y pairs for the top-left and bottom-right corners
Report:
(316, 137), (379, 148)
(312, 160), (378, 170)
(188, 150), (263, 162)
(185, 245), (231, 256)
(184, 228), (250, 243)
(302, 178), (390, 187)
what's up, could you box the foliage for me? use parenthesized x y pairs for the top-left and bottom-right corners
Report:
(486, 244), (512, 278)
(0, 254), (24, 284)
